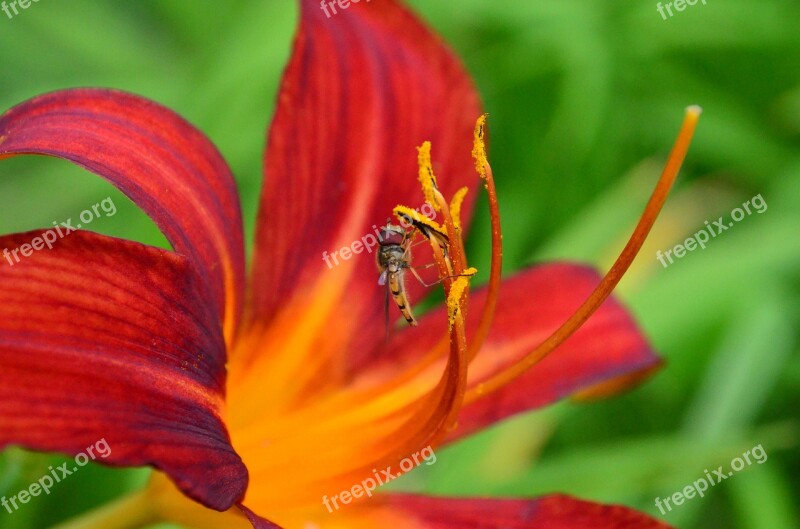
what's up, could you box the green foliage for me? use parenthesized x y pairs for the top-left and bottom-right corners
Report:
(0, 1), (797, 528)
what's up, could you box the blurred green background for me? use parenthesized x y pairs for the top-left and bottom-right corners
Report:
(0, 1), (798, 528)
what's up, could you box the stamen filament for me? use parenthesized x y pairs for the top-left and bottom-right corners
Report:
(322, 150), (475, 479)
(313, 224), (468, 485)
(466, 114), (502, 363)
(465, 106), (702, 403)
(391, 185), (469, 448)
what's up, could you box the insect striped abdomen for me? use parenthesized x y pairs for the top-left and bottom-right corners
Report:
(388, 270), (417, 325)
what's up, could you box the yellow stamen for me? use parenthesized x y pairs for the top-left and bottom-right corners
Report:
(417, 141), (440, 210)
(394, 149), (474, 450)
(472, 113), (489, 180)
(449, 186), (469, 232)
(324, 141), (476, 480)
(447, 275), (471, 330)
(392, 204), (447, 239)
(465, 115), (502, 363)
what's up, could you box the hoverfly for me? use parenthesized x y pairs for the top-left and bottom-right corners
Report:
(377, 222), (418, 329)
(376, 212), (450, 337)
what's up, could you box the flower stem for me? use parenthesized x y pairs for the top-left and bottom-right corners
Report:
(49, 489), (157, 529)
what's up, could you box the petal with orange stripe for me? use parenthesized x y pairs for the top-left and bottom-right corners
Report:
(0, 231), (246, 510)
(244, 0), (483, 378)
(0, 89), (245, 344)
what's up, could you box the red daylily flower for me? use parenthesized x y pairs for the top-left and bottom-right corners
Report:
(0, 1), (699, 528)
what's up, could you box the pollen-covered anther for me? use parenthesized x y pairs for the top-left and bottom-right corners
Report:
(449, 187), (469, 232)
(463, 114), (503, 364)
(446, 274), (472, 330)
(393, 205), (447, 240)
(472, 113), (489, 180)
(417, 141), (441, 210)
(462, 266), (478, 276)
(364, 132), (480, 479)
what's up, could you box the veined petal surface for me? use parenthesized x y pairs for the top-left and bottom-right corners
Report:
(0, 88), (245, 341)
(0, 231), (246, 510)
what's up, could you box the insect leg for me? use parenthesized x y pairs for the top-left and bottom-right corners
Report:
(407, 266), (475, 288)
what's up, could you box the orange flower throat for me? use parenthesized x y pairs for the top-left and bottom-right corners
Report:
(149, 109), (701, 529)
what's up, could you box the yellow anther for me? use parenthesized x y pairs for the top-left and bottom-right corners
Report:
(449, 187), (469, 232)
(472, 114), (489, 179)
(393, 204), (447, 239)
(446, 275), (472, 329)
(417, 141), (440, 210)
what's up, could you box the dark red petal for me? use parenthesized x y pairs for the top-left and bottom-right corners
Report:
(238, 504), (282, 529)
(363, 263), (661, 442)
(0, 89), (245, 340)
(246, 0), (482, 359)
(387, 493), (673, 528)
(0, 230), (246, 510)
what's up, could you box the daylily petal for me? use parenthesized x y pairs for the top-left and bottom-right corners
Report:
(0, 230), (246, 510)
(239, 504), (282, 529)
(359, 263), (661, 442)
(454, 264), (662, 441)
(243, 0), (482, 371)
(0, 88), (245, 343)
(385, 493), (673, 528)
